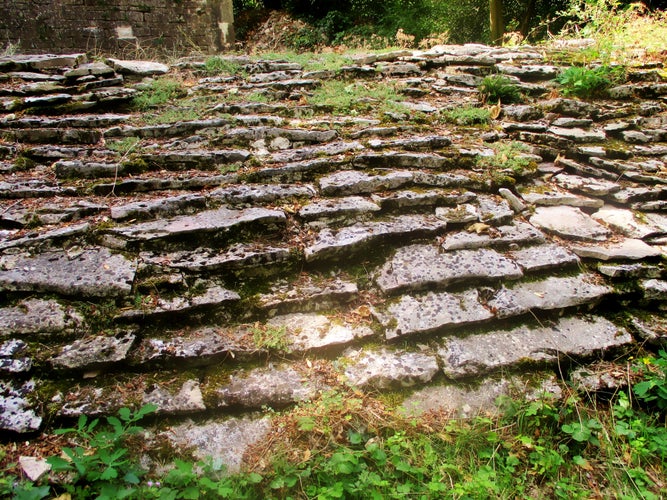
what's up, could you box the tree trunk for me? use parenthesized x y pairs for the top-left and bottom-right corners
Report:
(520, 0), (537, 38)
(489, 0), (503, 45)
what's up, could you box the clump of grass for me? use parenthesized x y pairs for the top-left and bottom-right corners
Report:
(556, 64), (625, 98)
(107, 136), (141, 155)
(254, 51), (353, 72)
(142, 108), (203, 125)
(443, 105), (491, 126)
(307, 80), (405, 115)
(204, 56), (245, 76)
(478, 75), (523, 104)
(132, 78), (188, 111)
(477, 141), (537, 179)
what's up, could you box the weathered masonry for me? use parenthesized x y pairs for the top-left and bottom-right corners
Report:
(0, 0), (234, 54)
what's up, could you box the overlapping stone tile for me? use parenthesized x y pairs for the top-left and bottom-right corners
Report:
(375, 245), (522, 294)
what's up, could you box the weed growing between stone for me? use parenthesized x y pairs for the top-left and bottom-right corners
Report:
(132, 78), (188, 111)
(478, 75), (523, 104)
(307, 80), (406, 116)
(442, 106), (491, 126)
(3, 352), (667, 499)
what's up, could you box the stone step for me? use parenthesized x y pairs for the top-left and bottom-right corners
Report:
(438, 315), (632, 379)
(105, 206), (286, 251)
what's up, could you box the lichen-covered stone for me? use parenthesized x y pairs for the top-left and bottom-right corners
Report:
(508, 243), (580, 272)
(375, 289), (494, 339)
(438, 316), (631, 378)
(305, 214), (447, 262)
(213, 365), (317, 409)
(0, 299), (82, 336)
(344, 348), (439, 389)
(319, 170), (413, 196)
(143, 380), (206, 415)
(0, 380), (42, 433)
(0, 248), (137, 297)
(211, 183), (317, 205)
(484, 275), (611, 319)
(110, 194), (207, 221)
(51, 333), (136, 371)
(375, 245), (522, 294)
(258, 278), (358, 316)
(442, 221), (545, 250)
(299, 196), (381, 224)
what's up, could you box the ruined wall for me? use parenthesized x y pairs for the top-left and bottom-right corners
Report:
(0, 0), (234, 55)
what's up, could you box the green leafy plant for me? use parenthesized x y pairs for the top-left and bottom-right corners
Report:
(634, 350), (667, 411)
(45, 404), (158, 498)
(478, 74), (523, 104)
(251, 324), (290, 351)
(477, 141), (538, 180)
(556, 64), (625, 98)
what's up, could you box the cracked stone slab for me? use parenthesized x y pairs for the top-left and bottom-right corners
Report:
(266, 313), (374, 351)
(438, 316), (631, 379)
(131, 326), (258, 367)
(211, 183), (317, 205)
(520, 187), (604, 209)
(118, 285), (240, 321)
(375, 289), (493, 340)
(141, 243), (294, 274)
(110, 194), (207, 221)
(0, 299), (82, 336)
(442, 220), (545, 250)
(258, 277), (358, 316)
(530, 206), (611, 241)
(484, 275), (611, 319)
(372, 189), (475, 212)
(593, 207), (667, 239)
(571, 238), (662, 261)
(143, 380), (206, 415)
(212, 365), (318, 409)
(0, 380), (42, 433)
(165, 416), (271, 474)
(344, 348), (439, 389)
(319, 170), (413, 196)
(109, 207), (286, 250)
(305, 214), (448, 262)
(0, 248), (137, 297)
(51, 333), (136, 371)
(375, 245), (522, 294)
(299, 196), (381, 225)
(508, 243), (580, 272)
(553, 173), (620, 197)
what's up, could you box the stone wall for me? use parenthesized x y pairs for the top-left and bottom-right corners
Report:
(0, 0), (234, 55)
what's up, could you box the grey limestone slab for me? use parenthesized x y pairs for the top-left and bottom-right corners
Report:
(442, 220), (545, 250)
(344, 348), (439, 389)
(530, 206), (611, 241)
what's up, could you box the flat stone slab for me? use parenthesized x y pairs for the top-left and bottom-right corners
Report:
(375, 289), (494, 339)
(319, 170), (413, 196)
(0, 248), (137, 297)
(642, 279), (667, 301)
(212, 365), (317, 409)
(485, 274), (611, 319)
(530, 206), (611, 241)
(373, 189), (476, 212)
(110, 194), (207, 221)
(597, 263), (663, 279)
(211, 184), (317, 205)
(520, 187), (604, 209)
(266, 313), (374, 351)
(51, 333), (136, 371)
(141, 243), (293, 274)
(143, 380), (206, 415)
(553, 173), (620, 197)
(299, 196), (381, 224)
(258, 277), (358, 316)
(352, 152), (451, 170)
(0, 299), (82, 336)
(442, 220), (545, 250)
(375, 245), (523, 294)
(305, 214), (448, 262)
(344, 348), (439, 389)
(0, 380), (42, 433)
(548, 126), (606, 142)
(109, 207), (286, 250)
(438, 316), (632, 379)
(118, 285), (240, 320)
(571, 238), (662, 261)
(164, 416), (271, 474)
(508, 243), (580, 272)
(107, 59), (169, 75)
(593, 207), (667, 239)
